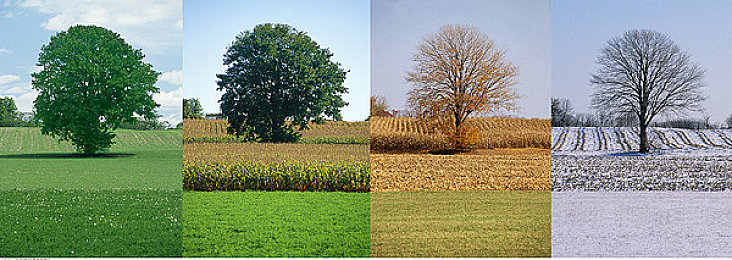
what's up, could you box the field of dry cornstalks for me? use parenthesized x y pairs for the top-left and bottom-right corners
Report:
(371, 149), (550, 191)
(183, 119), (369, 139)
(370, 116), (550, 152)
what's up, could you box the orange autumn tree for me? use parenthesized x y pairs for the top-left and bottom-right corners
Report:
(407, 24), (519, 150)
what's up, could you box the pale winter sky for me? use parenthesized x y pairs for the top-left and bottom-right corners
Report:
(371, 0), (551, 119)
(183, 0), (369, 121)
(0, 0), (183, 125)
(553, 0), (732, 123)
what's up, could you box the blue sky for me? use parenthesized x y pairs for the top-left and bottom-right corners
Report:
(553, 0), (732, 123)
(184, 0), (370, 122)
(0, 0), (183, 125)
(371, 0), (551, 119)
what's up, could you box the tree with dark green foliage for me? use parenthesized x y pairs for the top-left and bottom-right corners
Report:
(183, 98), (204, 119)
(32, 25), (160, 155)
(217, 23), (348, 142)
(0, 97), (21, 126)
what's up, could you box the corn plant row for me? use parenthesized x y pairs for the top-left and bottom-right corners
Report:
(183, 160), (370, 192)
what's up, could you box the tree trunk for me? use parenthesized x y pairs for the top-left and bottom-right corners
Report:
(639, 123), (648, 153)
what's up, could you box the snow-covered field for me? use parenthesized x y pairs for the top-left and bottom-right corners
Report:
(552, 192), (732, 257)
(552, 127), (732, 155)
(552, 127), (732, 191)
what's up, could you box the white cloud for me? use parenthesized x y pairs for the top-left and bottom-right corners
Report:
(0, 74), (20, 84)
(18, 0), (182, 54)
(15, 91), (38, 111)
(0, 76), (36, 112)
(153, 87), (182, 111)
(158, 70), (182, 85)
(1, 11), (13, 18)
(0, 48), (9, 53)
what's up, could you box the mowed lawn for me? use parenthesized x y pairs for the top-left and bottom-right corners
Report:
(0, 127), (182, 257)
(183, 191), (370, 257)
(370, 190), (550, 257)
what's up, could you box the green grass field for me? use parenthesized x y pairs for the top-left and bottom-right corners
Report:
(183, 191), (370, 257)
(0, 189), (181, 256)
(0, 127), (182, 257)
(370, 190), (550, 257)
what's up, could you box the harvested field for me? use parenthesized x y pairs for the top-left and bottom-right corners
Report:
(552, 154), (732, 191)
(552, 127), (732, 153)
(551, 127), (732, 191)
(184, 143), (368, 163)
(370, 149), (550, 192)
(370, 116), (550, 151)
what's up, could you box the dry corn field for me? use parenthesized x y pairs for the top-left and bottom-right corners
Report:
(370, 116), (550, 151)
(183, 119), (369, 139)
(184, 143), (368, 163)
(371, 149), (550, 192)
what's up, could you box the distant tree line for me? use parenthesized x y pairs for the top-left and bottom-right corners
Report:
(0, 97), (39, 127)
(552, 98), (730, 129)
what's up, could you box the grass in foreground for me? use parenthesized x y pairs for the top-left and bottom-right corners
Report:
(370, 190), (550, 257)
(183, 191), (370, 257)
(0, 189), (181, 257)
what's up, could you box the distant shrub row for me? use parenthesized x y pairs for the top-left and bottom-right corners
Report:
(183, 161), (369, 192)
(183, 136), (369, 145)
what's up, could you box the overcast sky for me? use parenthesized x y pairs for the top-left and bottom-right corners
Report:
(371, 0), (551, 119)
(183, 0), (369, 122)
(0, 0), (182, 125)
(553, 0), (732, 123)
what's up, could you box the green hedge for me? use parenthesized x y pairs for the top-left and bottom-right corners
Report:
(183, 161), (369, 192)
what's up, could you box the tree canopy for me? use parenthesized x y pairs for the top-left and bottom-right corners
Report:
(590, 29), (706, 153)
(183, 98), (204, 119)
(32, 25), (160, 155)
(0, 97), (20, 127)
(217, 23), (348, 142)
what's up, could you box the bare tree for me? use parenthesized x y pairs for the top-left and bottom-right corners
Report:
(590, 29), (706, 153)
(551, 98), (575, 127)
(407, 24), (519, 136)
(370, 95), (389, 117)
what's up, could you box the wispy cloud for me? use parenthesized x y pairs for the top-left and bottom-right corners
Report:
(158, 70), (182, 85)
(17, 0), (182, 54)
(0, 74), (20, 84)
(0, 48), (10, 53)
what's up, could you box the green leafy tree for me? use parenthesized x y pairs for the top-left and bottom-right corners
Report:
(217, 23), (348, 142)
(32, 25), (160, 155)
(183, 98), (204, 119)
(0, 97), (21, 126)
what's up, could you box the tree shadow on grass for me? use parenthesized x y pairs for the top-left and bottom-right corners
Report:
(0, 153), (135, 159)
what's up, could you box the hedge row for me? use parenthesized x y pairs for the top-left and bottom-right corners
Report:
(183, 161), (369, 192)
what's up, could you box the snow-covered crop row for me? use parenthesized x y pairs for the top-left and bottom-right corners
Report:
(552, 127), (732, 154)
(552, 154), (732, 191)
